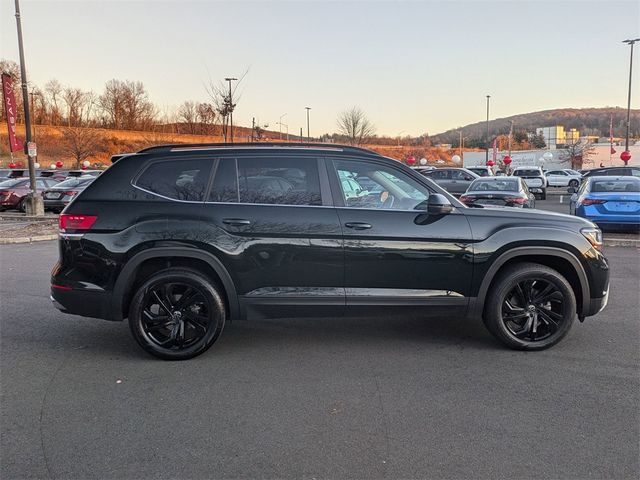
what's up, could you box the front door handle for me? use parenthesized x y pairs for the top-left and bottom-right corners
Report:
(222, 218), (251, 226)
(345, 222), (372, 230)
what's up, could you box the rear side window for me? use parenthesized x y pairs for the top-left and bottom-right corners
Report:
(431, 170), (449, 179)
(136, 159), (212, 201)
(223, 157), (322, 206)
(514, 169), (541, 176)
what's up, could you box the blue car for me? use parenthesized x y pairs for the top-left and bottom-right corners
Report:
(570, 176), (640, 229)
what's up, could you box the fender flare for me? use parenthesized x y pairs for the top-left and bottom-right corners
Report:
(468, 246), (590, 319)
(110, 246), (240, 321)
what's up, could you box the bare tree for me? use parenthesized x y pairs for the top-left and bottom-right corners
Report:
(562, 138), (596, 170)
(196, 102), (216, 135)
(98, 79), (156, 131)
(178, 101), (198, 134)
(337, 107), (376, 145)
(204, 68), (249, 141)
(60, 127), (104, 168)
(45, 79), (63, 125)
(62, 87), (89, 127)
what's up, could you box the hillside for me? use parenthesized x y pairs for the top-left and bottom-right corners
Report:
(431, 107), (640, 146)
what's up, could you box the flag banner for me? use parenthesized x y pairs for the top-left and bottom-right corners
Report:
(1, 73), (23, 153)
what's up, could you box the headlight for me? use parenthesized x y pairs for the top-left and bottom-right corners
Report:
(581, 227), (603, 250)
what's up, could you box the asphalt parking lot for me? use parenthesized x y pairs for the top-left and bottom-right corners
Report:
(1, 240), (638, 480)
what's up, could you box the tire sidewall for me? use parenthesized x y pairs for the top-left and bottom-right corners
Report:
(128, 269), (225, 360)
(485, 265), (576, 350)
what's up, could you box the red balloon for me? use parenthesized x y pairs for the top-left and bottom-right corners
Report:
(487, 160), (495, 167)
(620, 150), (631, 163)
(503, 155), (512, 165)
(8, 162), (16, 169)
(81, 165), (87, 170)
(55, 160), (64, 168)
(406, 155), (416, 166)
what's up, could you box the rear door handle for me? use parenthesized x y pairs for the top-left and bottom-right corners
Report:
(222, 218), (251, 226)
(344, 222), (372, 230)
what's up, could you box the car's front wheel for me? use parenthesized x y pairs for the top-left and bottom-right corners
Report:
(128, 268), (226, 360)
(569, 179), (579, 188)
(483, 263), (576, 350)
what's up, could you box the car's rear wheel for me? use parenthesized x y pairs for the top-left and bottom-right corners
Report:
(128, 268), (225, 360)
(18, 198), (26, 213)
(569, 179), (579, 188)
(540, 189), (547, 200)
(483, 263), (576, 350)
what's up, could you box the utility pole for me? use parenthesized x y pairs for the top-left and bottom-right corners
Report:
(485, 95), (491, 163)
(459, 130), (463, 158)
(305, 106), (311, 141)
(508, 120), (514, 157)
(14, 0), (42, 215)
(251, 117), (255, 142)
(622, 38), (639, 164)
(300, 127), (303, 142)
(225, 77), (237, 142)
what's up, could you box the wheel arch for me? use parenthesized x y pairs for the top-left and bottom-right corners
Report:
(110, 246), (240, 321)
(469, 247), (590, 319)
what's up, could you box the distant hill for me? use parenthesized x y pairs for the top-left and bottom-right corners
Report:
(431, 107), (640, 147)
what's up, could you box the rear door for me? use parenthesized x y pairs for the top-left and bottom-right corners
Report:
(202, 155), (344, 318)
(449, 169), (476, 194)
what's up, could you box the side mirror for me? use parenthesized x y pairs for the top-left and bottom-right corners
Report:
(567, 187), (576, 194)
(427, 193), (454, 215)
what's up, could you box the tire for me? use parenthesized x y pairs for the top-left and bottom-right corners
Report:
(569, 180), (579, 188)
(128, 268), (226, 360)
(540, 189), (547, 200)
(18, 198), (26, 213)
(483, 262), (576, 350)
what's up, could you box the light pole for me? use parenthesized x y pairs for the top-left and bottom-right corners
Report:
(622, 38), (639, 164)
(305, 106), (311, 141)
(485, 95), (491, 163)
(278, 113), (287, 140)
(13, 0), (42, 214)
(397, 130), (406, 147)
(276, 121), (289, 141)
(225, 77), (237, 142)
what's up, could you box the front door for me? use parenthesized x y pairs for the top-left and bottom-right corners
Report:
(327, 158), (474, 317)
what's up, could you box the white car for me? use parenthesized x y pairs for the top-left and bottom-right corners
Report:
(545, 169), (582, 188)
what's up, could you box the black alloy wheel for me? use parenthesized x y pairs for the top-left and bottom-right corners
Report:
(129, 269), (225, 360)
(484, 263), (576, 350)
(569, 179), (579, 188)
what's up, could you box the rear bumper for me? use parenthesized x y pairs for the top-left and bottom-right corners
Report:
(51, 285), (118, 321)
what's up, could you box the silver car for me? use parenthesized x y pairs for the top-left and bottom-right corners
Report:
(422, 167), (480, 195)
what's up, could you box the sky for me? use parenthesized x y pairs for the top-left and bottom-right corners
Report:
(1, 0), (639, 137)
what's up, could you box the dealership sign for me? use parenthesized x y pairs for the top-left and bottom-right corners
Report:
(1, 73), (23, 153)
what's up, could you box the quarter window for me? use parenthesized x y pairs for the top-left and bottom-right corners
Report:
(136, 159), (212, 201)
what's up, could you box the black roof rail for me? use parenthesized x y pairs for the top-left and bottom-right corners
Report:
(136, 142), (382, 157)
(110, 153), (136, 163)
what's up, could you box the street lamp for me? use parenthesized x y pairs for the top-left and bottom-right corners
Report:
(276, 121), (289, 141)
(224, 77), (237, 142)
(485, 95), (491, 163)
(278, 113), (287, 140)
(397, 130), (406, 147)
(622, 38), (639, 165)
(305, 106), (311, 141)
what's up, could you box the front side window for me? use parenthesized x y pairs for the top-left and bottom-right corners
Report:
(136, 158), (212, 201)
(333, 159), (429, 210)
(431, 169), (449, 180)
(451, 170), (475, 181)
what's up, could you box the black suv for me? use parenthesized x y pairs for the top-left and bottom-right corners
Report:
(51, 143), (610, 359)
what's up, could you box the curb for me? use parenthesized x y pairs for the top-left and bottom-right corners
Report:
(604, 238), (640, 248)
(0, 234), (58, 245)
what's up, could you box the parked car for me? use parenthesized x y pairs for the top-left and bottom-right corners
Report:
(511, 166), (548, 199)
(569, 176), (640, 230)
(39, 170), (68, 182)
(467, 166), (494, 177)
(0, 169), (27, 179)
(50, 142), (610, 360)
(0, 177), (59, 211)
(581, 166), (640, 179)
(420, 167), (479, 195)
(411, 166), (436, 174)
(460, 177), (535, 208)
(545, 169), (582, 188)
(42, 176), (96, 213)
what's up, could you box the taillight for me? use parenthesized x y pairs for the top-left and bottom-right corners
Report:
(580, 198), (606, 206)
(59, 214), (97, 232)
(505, 196), (526, 205)
(63, 191), (78, 196)
(460, 195), (476, 204)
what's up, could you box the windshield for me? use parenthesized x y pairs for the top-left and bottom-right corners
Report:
(0, 178), (27, 188)
(591, 179), (640, 193)
(54, 177), (94, 189)
(469, 179), (519, 192)
(513, 169), (541, 177)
